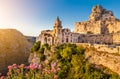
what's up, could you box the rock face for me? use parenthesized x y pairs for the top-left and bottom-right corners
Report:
(75, 5), (120, 34)
(85, 48), (120, 75)
(89, 5), (115, 21)
(0, 29), (31, 73)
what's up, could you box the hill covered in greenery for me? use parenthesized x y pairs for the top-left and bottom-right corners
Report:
(1, 42), (120, 79)
(29, 42), (120, 79)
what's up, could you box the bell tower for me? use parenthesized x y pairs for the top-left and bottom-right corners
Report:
(53, 16), (62, 36)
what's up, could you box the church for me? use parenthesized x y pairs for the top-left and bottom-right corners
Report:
(36, 17), (79, 45)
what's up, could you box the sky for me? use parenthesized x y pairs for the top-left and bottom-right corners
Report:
(0, 0), (120, 36)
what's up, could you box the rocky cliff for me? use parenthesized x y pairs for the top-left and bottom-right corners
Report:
(85, 48), (120, 75)
(89, 5), (116, 21)
(0, 29), (31, 73)
(75, 5), (120, 34)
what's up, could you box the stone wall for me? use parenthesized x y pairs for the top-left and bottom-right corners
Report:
(76, 43), (120, 54)
(75, 21), (101, 34)
(93, 44), (120, 54)
(113, 33), (120, 44)
(78, 34), (113, 44)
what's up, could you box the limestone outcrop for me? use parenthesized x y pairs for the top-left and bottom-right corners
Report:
(89, 5), (115, 21)
(85, 48), (120, 75)
(0, 29), (31, 73)
(75, 5), (120, 34)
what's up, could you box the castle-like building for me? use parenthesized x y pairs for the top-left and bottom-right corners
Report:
(37, 5), (120, 45)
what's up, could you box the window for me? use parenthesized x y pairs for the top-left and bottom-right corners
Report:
(66, 38), (68, 42)
(48, 38), (50, 41)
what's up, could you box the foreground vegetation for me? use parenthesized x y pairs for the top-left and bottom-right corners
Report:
(1, 42), (120, 79)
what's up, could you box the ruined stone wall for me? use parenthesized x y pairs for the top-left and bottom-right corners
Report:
(78, 34), (113, 44)
(75, 21), (101, 34)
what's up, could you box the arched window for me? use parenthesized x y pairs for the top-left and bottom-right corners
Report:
(66, 38), (68, 42)
(44, 37), (47, 43)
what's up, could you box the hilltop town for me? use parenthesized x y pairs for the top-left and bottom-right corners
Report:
(32, 5), (120, 76)
(37, 5), (120, 46)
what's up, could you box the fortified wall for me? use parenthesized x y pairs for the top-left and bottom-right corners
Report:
(76, 42), (120, 54)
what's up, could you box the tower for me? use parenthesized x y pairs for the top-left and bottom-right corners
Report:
(53, 16), (62, 37)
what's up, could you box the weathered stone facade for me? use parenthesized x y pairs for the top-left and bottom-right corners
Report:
(75, 5), (120, 34)
(78, 34), (113, 44)
(36, 17), (79, 45)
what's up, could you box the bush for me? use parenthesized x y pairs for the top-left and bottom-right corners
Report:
(44, 43), (51, 50)
(40, 54), (46, 61)
(31, 41), (41, 52)
(37, 47), (45, 54)
(12, 43), (120, 79)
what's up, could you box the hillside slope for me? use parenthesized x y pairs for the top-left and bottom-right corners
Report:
(0, 29), (31, 73)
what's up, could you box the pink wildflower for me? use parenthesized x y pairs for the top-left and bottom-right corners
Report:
(12, 64), (17, 67)
(0, 76), (5, 79)
(25, 66), (30, 70)
(16, 69), (20, 73)
(8, 65), (13, 70)
(42, 70), (46, 75)
(54, 74), (58, 79)
(45, 59), (49, 64)
(38, 64), (42, 70)
(47, 70), (51, 74)
(19, 64), (25, 68)
(29, 64), (38, 70)
(25, 73), (29, 77)
(7, 72), (10, 76)
(51, 63), (56, 69)
(57, 68), (61, 71)
(10, 64), (18, 69)
(51, 68), (57, 73)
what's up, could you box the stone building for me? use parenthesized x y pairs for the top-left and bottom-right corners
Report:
(36, 17), (79, 45)
(37, 5), (120, 45)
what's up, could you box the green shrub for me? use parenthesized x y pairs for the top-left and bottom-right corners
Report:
(31, 41), (41, 52)
(31, 43), (120, 79)
(40, 54), (46, 61)
(37, 47), (45, 54)
(43, 43), (51, 50)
